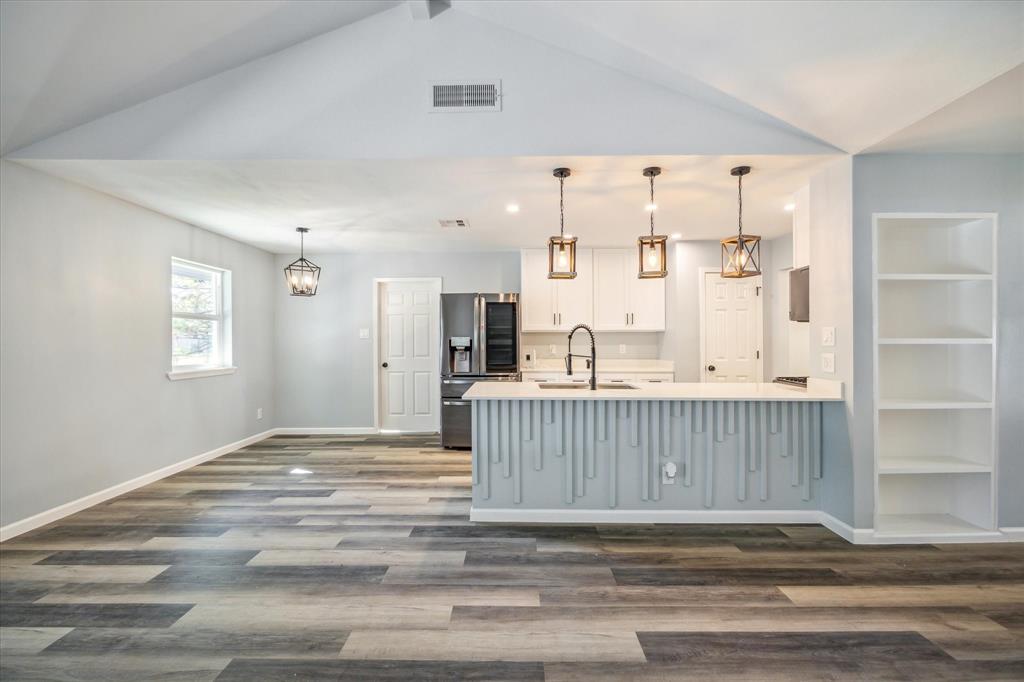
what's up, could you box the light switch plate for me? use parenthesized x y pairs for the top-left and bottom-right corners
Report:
(619, 344), (626, 354)
(549, 345), (557, 355)
(822, 326), (836, 347)
(821, 352), (835, 374)
(358, 328), (370, 339)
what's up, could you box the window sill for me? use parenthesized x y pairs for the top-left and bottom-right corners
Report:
(166, 367), (237, 381)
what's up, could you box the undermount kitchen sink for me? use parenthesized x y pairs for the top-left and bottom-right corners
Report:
(537, 382), (639, 390)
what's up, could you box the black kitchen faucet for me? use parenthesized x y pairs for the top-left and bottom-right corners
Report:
(565, 324), (597, 390)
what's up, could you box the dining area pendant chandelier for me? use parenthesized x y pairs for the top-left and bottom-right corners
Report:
(637, 166), (668, 278)
(720, 165), (761, 278)
(284, 227), (321, 296)
(547, 167), (577, 279)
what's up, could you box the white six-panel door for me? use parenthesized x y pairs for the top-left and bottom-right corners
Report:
(702, 272), (763, 382)
(378, 280), (440, 432)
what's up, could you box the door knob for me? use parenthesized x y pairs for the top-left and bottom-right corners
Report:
(382, 362), (389, 368)
(707, 364), (716, 372)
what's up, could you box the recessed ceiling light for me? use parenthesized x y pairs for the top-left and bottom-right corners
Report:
(506, 203), (520, 214)
(670, 233), (683, 240)
(290, 467), (312, 475)
(784, 203), (796, 212)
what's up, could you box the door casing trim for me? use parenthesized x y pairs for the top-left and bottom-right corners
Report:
(372, 277), (444, 432)
(697, 267), (764, 383)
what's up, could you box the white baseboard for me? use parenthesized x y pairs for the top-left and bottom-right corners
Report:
(818, 511), (873, 544)
(470, 508), (823, 525)
(272, 427), (379, 435)
(470, 508), (1021, 545)
(0, 429), (275, 542)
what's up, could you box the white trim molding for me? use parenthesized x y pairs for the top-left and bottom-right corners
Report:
(371, 277), (443, 433)
(471, 508), (823, 525)
(470, 508), (1020, 544)
(273, 427), (379, 435)
(166, 366), (237, 381)
(0, 428), (274, 542)
(697, 266), (765, 383)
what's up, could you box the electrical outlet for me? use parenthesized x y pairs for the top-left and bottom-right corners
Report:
(821, 326), (836, 347)
(821, 352), (835, 374)
(619, 344), (626, 354)
(358, 328), (370, 339)
(256, 407), (263, 420)
(662, 462), (678, 485)
(549, 344), (557, 355)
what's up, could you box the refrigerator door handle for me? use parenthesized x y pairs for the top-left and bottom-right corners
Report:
(477, 295), (487, 375)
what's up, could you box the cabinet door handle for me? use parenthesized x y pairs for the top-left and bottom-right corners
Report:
(625, 313), (628, 326)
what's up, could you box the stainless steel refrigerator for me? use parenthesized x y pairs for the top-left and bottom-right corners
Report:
(440, 293), (520, 449)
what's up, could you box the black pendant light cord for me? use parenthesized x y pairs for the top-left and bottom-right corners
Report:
(737, 173), (744, 239)
(649, 173), (655, 237)
(559, 175), (565, 238)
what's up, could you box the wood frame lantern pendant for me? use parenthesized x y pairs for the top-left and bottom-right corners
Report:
(547, 167), (577, 279)
(720, 165), (761, 278)
(284, 227), (321, 296)
(637, 166), (667, 278)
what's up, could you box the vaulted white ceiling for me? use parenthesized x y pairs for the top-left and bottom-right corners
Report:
(459, 0), (1024, 154)
(0, 0), (399, 155)
(2, 0), (1021, 253)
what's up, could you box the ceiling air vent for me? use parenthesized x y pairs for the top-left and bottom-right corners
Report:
(429, 80), (502, 112)
(439, 219), (470, 228)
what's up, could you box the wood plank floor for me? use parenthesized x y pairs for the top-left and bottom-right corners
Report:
(2, 434), (1022, 681)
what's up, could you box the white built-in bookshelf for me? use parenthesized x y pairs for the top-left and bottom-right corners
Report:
(872, 213), (998, 540)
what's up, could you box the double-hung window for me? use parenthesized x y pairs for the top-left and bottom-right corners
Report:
(168, 258), (233, 379)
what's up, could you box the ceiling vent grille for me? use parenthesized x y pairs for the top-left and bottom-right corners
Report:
(439, 219), (470, 228)
(429, 80), (501, 112)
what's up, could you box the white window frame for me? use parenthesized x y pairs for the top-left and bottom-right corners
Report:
(167, 258), (235, 380)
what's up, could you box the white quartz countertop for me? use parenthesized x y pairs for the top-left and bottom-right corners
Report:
(521, 359), (674, 373)
(465, 379), (842, 401)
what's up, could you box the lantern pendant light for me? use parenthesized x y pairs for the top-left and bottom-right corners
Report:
(637, 166), (668, 278)
(720, 165), (761, 278)
(284, 227), (321, 296)
(547, 167), (577, 279)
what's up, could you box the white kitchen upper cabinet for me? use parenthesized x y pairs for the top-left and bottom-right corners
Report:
(630, 273), (666, 331)
(519, 249), (593, 331)
(592, 249), (665, 332)
(555, 249), (593, 330)
(593, 249), (631, 330)
(520, 249), (557, 331)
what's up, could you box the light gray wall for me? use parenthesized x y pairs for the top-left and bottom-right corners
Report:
(764, 233), (794, 379)
(274, 252), (520, 428)
(662, 240), (729, 382)
(807, 158), (858, 526)
(0, 161), (276, 527)
(851, 153), (1024, 528)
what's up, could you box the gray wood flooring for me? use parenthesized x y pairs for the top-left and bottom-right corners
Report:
(1, 434), (1022, 680)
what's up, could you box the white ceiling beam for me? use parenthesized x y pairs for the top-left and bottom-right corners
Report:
(408, 0), (449, 21)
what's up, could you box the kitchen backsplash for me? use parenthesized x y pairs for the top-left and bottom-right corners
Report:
(521, 332), (661, 366)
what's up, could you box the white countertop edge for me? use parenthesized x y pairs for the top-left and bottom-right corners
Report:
(465, 379), (842, 402)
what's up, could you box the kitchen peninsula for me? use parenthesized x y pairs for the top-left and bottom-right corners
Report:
(464, 380), (842, 522)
